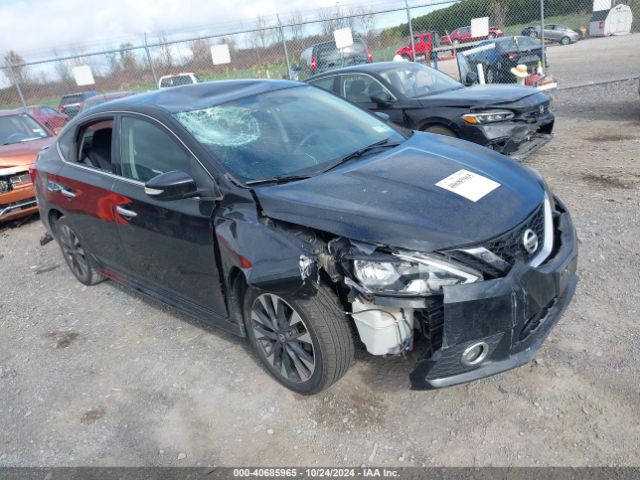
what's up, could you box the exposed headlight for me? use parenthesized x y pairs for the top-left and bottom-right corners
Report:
(352, 253), (481, 296)
(462, 110), (515, 124)
(0, 179), (9, 193)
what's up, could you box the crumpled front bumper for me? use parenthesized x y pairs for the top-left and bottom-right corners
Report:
(470, 111), (555, 160)
(409, 204), (578, 389)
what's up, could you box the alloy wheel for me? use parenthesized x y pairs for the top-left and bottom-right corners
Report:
(58, 224), (89, 280)
(251, 293), (316, 383)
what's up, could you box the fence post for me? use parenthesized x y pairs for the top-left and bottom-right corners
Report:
(404, 0), (416, 61)
(144, 33), (159, 87)
(276, 14), (292, 80)
(6, 62), (27, 111)
(540, 0), (546, 73)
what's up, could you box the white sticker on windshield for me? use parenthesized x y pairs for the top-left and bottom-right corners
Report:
(436, 169), (500, 202)
(372, 125), (389, 133)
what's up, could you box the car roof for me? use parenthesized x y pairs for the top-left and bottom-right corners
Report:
(85, 79), (303, 116)
(0, 109), (30, 117)
(308, 61), (414, 78)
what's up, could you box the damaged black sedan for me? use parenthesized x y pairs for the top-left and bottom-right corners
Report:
(33, 80), (577, 394)
(307, 62), (554, 160)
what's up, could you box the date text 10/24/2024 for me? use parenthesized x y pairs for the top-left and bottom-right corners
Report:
(232, 468), (401, 478)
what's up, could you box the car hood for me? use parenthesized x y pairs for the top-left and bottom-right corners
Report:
(254, 133), (545, 252)
(0, 137), (52, 168)
(415, 85), (542, 108)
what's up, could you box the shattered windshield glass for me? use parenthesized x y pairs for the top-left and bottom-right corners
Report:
(174, 86), (405, 183)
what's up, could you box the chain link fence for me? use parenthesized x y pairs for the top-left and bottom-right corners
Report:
(1, 0), (639, 114)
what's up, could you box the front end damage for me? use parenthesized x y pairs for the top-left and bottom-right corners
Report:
(290, 195), (577, 389)
(0, 165), (38, 222)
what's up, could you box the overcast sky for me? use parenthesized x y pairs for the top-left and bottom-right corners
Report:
(0, 0), (418, 60)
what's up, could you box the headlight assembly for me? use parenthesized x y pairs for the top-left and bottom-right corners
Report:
(352, 253), (481, 296)
(462, 110), (514, 125)
(0, 179), (9, 193)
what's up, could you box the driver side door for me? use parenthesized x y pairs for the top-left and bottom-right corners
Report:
(338, 74), (403, 125)
(110, 114), (227, 318)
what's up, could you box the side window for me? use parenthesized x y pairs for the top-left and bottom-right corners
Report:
(460, 26), (470, 34)
(57, 128), (75, 160)
(77, 119), (114, 172)
(342, 75), (393, 104)
(308, 76), (337, 94)
(120, 116), (193, 183)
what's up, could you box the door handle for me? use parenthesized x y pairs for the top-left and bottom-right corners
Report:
(116, 205), (137, 219)
(60, 188), (76, 198)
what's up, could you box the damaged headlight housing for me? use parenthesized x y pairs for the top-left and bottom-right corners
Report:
(0, 179), (9, 193)
(352, 253), (481, 296)
(462, 110), (514, 125)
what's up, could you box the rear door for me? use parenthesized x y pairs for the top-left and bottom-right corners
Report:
(110, 113), (227, 315)
(51, 117), (124, 270)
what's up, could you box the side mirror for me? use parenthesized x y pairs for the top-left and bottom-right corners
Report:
(465, 71), (479, 86)
(144, 170), (198, 201)
(374, 111), (391, 122)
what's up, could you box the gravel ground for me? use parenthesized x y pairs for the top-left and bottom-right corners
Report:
(1, 80), (640, 467)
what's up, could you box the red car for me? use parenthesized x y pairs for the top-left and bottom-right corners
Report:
(27, 105), (68, 134)
(441, 26), (503, 46)
(395, 32), (438, 61)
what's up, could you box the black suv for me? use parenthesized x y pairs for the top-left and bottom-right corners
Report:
(57, 91), (99, 118)
(34, 80), (577, 394)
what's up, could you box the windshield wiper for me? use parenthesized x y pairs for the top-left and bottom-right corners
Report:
(245, 174), (312, 186)
(322, 138), (401, 174)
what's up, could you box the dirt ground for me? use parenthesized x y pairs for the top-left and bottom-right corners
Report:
(1, 79), (640, 467)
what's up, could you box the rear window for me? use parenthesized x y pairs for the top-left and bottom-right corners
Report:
(160, 75), (196, 88)
(315, 39), (366, 60)
(60, 94), (83, 105)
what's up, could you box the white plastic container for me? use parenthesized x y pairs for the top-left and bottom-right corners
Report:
(351, 300), (414, 355)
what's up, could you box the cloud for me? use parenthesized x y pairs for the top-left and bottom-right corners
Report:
(0, 0), (291, 59)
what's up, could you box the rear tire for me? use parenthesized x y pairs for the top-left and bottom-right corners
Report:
(488, 32), (496, 39)
(423, 125), (457, 137)
(530, 31), (539, 38)
(243, 285), (354, 395)
(54, 216), (105, 286)
(401, 54), (411, 61)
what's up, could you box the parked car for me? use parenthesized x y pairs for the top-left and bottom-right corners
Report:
(307, 62), (554, 160)
(461, 36), (545, 84)
(158, 73), (199, 89)
(79, 91), (136, 113)
(299, 38), (373, 77)
(522, 24), (580, 45)
(27, 105), (69, 134)
(58, 91), (99, 119)
(395, 31), (439, 61)
(0, 110), (54, 223)
(441, 26), (503, 46)
(33, 80), (577, 394)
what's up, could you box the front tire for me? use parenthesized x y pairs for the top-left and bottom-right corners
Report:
(243, 285), (354, 394)
(54, 216), (105, 285)
(560, 36), (571, 46)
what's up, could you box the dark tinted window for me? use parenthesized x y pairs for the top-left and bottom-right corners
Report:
(120, 116), (193, 182)
(78, 119), (114, 172)
(308, 76), (337, 94)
